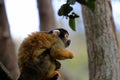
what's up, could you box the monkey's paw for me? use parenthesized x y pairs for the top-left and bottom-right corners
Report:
(50, 71), (60, 80)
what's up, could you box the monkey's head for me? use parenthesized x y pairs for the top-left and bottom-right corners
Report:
(49, 28), (71, 47)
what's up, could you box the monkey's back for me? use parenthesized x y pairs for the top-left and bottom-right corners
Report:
(18, 32), (58, 80)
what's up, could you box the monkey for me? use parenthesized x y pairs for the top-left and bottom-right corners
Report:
(18, 28), (73, 80)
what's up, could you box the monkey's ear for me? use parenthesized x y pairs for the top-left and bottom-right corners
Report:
(52, 30), (60, 36)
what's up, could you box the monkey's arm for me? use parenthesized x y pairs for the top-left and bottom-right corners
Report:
(51, 48), (73, 60)
(50, 40), (73, 60)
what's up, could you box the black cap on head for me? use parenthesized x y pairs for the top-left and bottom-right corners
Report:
(49, 28), (69, 39)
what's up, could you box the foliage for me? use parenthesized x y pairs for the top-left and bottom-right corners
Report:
(76, 0), (96, 11)
(58, 0), (96, 31)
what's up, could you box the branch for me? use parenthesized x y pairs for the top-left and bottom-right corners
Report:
(0, 62), (13, 80)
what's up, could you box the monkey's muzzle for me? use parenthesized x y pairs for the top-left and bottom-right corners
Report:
(65, 40), (71, 47)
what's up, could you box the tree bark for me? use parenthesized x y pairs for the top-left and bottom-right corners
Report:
(82, 0), (120, 80)
(0, 1), (20, 80)
(37, 0), (56, 31)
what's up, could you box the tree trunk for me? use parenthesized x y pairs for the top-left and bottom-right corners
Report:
(37, 0), (56, 31)
(0, 1), (20, 80)
(82, 0), (120, 80)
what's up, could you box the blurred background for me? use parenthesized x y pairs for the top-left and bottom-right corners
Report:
(4, 0), (120, 80)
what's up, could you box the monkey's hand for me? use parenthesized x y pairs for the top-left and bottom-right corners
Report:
(49, 71), (60, 80)
(47, 70), (60, 80)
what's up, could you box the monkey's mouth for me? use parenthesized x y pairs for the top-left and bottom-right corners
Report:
(65, 40), (71, 47)
(67, 40), (71, 46)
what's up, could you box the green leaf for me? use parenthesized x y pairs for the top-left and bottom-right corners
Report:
(76, 0), (87, 5)
(58, 3), (73, 16)
(69, 18), (76, 31)
(67, 0), (76, 5)
(76, 0), (96, 12)
(87, 1), (95, 12)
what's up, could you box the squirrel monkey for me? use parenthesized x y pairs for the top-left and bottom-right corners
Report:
(18, 28), (73, 80)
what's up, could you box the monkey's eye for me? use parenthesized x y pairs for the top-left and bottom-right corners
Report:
(65, 34), (69, 39)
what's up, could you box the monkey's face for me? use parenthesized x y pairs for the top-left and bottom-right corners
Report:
(49, 28), (71, 47)
(61, 33), (71, 47)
